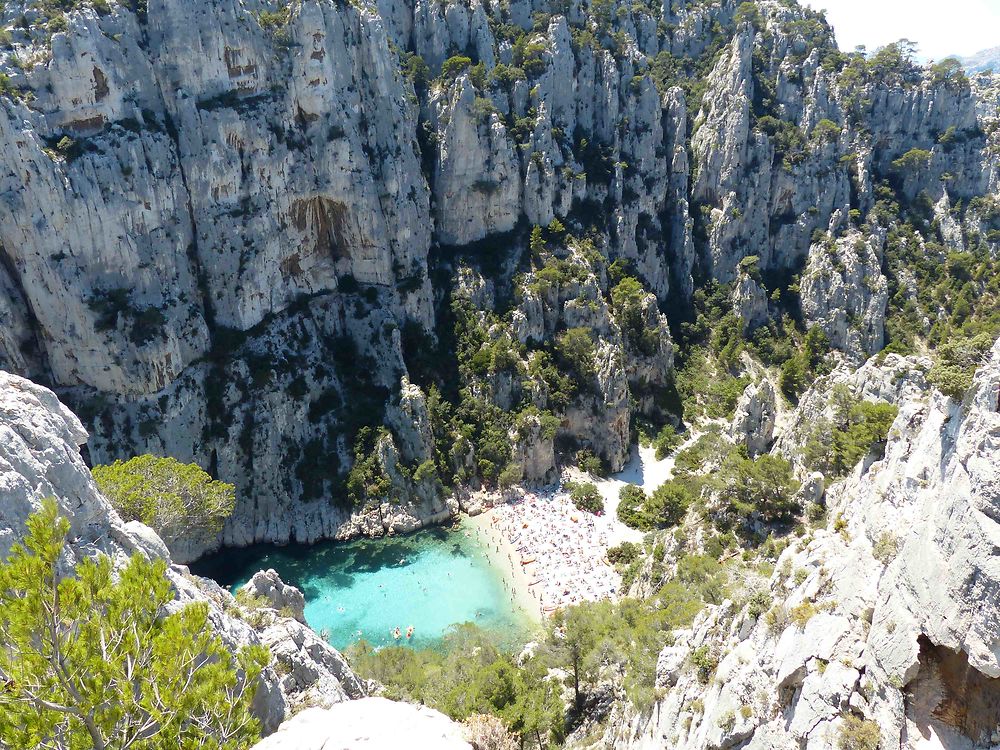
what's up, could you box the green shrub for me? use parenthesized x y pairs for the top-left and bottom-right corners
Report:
(258, 6), (291, 28)
(812, 118), (842, 144)
(617, 485), (650, 529)
(440, 55), (472, 81)
(611, 276), (659, 355)
(690, 646), (718, 683)
(555, 327), (597, 390)
(838, 714), (881, 750)
(55, 135), (82, 160)
(92, 455), (236, 540)
(929, 333), (994, 400)
(746, 589), (772, 619)
(714, 452), (800, 526)
(575, 448), (606, 477)
(780, 354), (807, 400)
(872, 532), (899, 563)
(891, 148), (932, 173)
(790, 600), (817, 628)
(607, 541), (640, 565)
(413, 460), (438, 483)
(648, 480), (694, 527)
(803, 393), (898, 477)
(653, 424), (682, 459)
(346, 427), (393, 502)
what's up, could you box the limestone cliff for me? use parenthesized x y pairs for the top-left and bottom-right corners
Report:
(591, 341), (1000, 749)
(0, 0), (996, 557)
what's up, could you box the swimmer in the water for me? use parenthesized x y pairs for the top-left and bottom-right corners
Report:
(393, 627), (401, 640)
(406, 625), (414, 639)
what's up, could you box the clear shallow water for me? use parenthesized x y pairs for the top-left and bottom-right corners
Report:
(191, 521), (534, 651)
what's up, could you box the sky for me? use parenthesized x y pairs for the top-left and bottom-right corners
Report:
(799, 0), (1000, 60)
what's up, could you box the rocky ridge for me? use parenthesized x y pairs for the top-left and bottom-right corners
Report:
(585, 341), (1000, 749)
(0, 370), (365, 732)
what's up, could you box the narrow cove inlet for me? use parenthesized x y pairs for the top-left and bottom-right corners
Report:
(192, 519), (539, 651)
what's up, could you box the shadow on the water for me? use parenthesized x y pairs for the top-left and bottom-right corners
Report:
(190, 522), (474, 589)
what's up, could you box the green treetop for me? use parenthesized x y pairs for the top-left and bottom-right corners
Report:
(91, 455), (235, 541)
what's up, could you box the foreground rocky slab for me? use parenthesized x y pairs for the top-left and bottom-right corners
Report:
(250, 698), (472, 750)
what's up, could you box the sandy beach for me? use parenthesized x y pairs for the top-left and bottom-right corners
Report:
(466, 513), (545, 622)
(461, 444), (681, 620)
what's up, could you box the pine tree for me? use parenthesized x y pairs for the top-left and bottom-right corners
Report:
(0, 499), (269, 750)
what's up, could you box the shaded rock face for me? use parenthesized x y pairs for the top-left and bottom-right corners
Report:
(0, 0), (995, 552)
(0, 371), (363, 733)
(596, 340), (1000, 750)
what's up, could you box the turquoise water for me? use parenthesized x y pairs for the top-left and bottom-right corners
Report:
(192, 521), (535, 651)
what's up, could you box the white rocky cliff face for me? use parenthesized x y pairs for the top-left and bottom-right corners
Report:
(0, 0), (995, 555)
(597, 341), (1000, 750)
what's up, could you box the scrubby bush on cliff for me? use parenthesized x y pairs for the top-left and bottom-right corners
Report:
(929, 332), (995, 400)
(463, 714), (518, 750)
(0, 500), (268, 750)
(92, 454), (235, 539)
(837, 714), (881, 750)
(802, 388), (899, 477)
(440, 55), (472, 81)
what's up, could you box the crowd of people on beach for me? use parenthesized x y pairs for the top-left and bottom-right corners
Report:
(476, 486), (622, 615)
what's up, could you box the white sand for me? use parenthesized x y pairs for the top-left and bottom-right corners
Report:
(466, 512), (545, 622)
(460, 440), (692, 618)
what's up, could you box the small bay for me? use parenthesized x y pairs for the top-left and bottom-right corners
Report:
(192, 520), (536, 652)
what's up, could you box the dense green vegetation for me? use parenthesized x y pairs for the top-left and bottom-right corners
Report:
(348, 550), (729, 746)
(92, 455), (235, 540)
(0, 501), (268, 750)
(619, 427), (800, 538)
